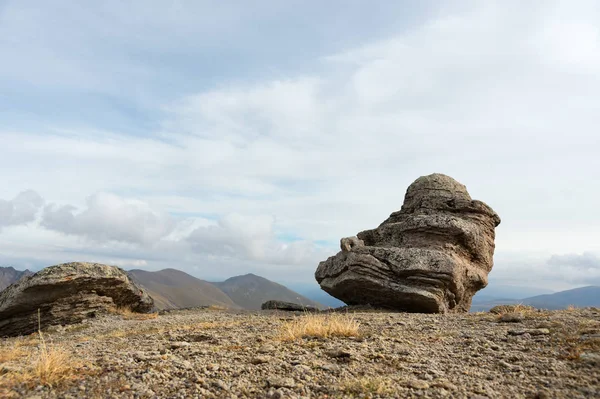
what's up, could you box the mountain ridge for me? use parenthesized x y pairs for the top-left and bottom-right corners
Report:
(214, 273), (324, 310)
(471, 285), (600, 312)
(0, 266), (33, 292)
(128, 268), (239, 310)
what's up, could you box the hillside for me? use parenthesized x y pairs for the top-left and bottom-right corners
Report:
(521, 286), (600, 310)
(0, 266), (32, 292)
(215, 273), (324, 310)
(128, 269), (239, 310)
(471, 286), (600, 312)
(474, 284), (554, 301)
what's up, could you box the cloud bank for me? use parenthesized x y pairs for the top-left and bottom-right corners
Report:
(0, 1), (599, 288)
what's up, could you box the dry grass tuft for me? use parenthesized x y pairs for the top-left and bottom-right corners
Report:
(552, 319), (600, 360)
(0, 340), (27, 363)
(108, 305), (158, 320)
(0, 324), (85, 394)
(341, 376), (394, 395)
(207, 305), (229, 311)
(489, 303), (537, 316)
(278, 313), (360, 341)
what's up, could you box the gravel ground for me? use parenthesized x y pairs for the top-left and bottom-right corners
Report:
(1, 306), (599, 399)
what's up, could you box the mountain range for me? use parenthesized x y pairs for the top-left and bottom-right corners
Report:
(470, 285), (600, 312)
(213, 273), (322, 310)
(128, 268), (240, 310)
(0, 266), (32, 291)
(2, 266), (599, 312)
(0, 265), (324, 311)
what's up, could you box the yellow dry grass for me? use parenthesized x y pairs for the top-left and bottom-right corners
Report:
(0, 333), (83, 395)
(207, 305), (229, 311)
(0, 339), (28, 363)
(278, 313), (360, 341)
(489, 303), (537, 315)
(341, 376), (394, 395)
(108, 305), (158, 320)
(552, 319), (600, 360)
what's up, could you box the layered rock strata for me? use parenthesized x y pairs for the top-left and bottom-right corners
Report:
(0, 262), (153, 336)
(315, 173), (501, 313)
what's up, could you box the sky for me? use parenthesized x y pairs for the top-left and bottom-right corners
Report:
(1, 0), (599, 292)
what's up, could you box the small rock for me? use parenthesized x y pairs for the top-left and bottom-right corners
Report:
(170, 341), (191, 349)
(269, 389), (284, 399)
(324, 349), (351, 359)
(320, 364), (338, 372)
(258, 344), (276, 354)
(508, 328), (550, 336)
(294, 364), (312, 374)
(433, 381), (457, 391)
(498, 360), (514, 369)
(267, 377), (296, 389)
(250, 356), (270, 365)
(580, 352), (600, 366)
(529, 328), (550, 336)
(405, 379), (430, 389)
(497, 312), (524, 323)
(212, 380), (230, 391)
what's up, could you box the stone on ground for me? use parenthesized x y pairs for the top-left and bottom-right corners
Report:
(315, 173), (501, 313)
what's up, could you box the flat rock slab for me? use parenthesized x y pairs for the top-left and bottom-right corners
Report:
(0, 262), (153, 337)
(261, 300), (319, 312)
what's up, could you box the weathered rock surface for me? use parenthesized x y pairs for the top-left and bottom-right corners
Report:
(261, 300), (319, 312)
(315, 173), (501, 313)
(0, 262), (153, 337)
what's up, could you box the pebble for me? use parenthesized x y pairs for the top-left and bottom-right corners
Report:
(405, 379), (430, 389)
(267, 377), (296, 389)
(497, 313), (524, 323)
(170, 341), (191, 349)
(250, 355), (270, 365)
(508, 328), (550, 336)
(579, 352), (600, 366)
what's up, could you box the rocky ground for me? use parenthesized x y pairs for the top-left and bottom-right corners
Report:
(1, 306), (599, 399)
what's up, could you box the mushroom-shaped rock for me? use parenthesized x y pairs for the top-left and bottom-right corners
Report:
(0, 262), (154, 336)
(315, 173), (500, 313)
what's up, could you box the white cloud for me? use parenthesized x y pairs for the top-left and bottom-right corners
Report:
(547, 252), (600, 270)
(188, 213), (330, 266)
(491, 251), (600, 291)
(41, 192), (177, 246)
(0, 190), (44, 229)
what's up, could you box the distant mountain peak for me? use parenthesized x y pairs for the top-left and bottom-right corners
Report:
(0, 266), (33, 292)
(215, 273), (324, 310)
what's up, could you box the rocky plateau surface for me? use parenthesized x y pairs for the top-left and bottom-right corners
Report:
(1, 306), (598, 398)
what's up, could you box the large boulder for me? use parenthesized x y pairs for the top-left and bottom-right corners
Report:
(315, 173), (501, 313)
(0, 262), (154, 337)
